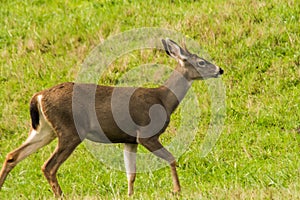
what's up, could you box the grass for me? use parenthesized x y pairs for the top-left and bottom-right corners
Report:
(0, 0), (299, 199)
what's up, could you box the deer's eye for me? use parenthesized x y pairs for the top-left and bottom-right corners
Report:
(198, 61), (205, 66)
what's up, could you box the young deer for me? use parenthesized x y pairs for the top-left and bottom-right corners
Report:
(0, 39), (223, 197)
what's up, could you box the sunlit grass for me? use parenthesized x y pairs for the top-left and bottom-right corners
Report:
(0, 0), (299, 199)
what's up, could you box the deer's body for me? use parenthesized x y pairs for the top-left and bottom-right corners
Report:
(31, 82), (179, 144)
(0, 39), (223, 197)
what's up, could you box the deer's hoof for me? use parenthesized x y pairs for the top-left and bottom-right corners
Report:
(172, 187), (181, 195)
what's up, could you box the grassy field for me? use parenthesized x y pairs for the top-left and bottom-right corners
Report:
(0, 0), (299, 199)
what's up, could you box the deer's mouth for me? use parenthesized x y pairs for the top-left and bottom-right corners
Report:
(205, 69), (223, 79)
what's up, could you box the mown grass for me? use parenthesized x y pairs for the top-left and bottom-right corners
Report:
(0, 0), (299, 199)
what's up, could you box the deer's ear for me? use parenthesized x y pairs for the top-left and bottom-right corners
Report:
(162, 38), (188, 61)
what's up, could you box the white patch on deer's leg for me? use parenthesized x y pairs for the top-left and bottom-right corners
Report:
(124, 143), (138, 196)
(25, 129), (38, 143)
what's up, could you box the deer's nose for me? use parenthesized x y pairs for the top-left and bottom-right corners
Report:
(219, 68), (224, 75)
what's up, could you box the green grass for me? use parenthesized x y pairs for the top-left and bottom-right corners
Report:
(0, 0), (299, 199)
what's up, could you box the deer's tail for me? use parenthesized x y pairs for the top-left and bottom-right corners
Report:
(30, 95), (40, 130)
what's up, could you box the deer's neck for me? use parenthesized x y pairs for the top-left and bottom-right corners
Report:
(160, 68), (193, 115)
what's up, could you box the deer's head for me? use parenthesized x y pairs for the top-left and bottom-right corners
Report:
(162, 38), (223, 80)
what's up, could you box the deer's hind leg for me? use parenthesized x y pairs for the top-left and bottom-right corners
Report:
(0, 124), (56, 189)
(41, 128), (81, 198)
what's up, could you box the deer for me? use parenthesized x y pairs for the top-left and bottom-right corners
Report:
(0, 38), (223, 197)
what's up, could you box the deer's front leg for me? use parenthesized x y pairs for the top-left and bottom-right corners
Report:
(124, 143), (138, 196)
(138, 136), (181, 193)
